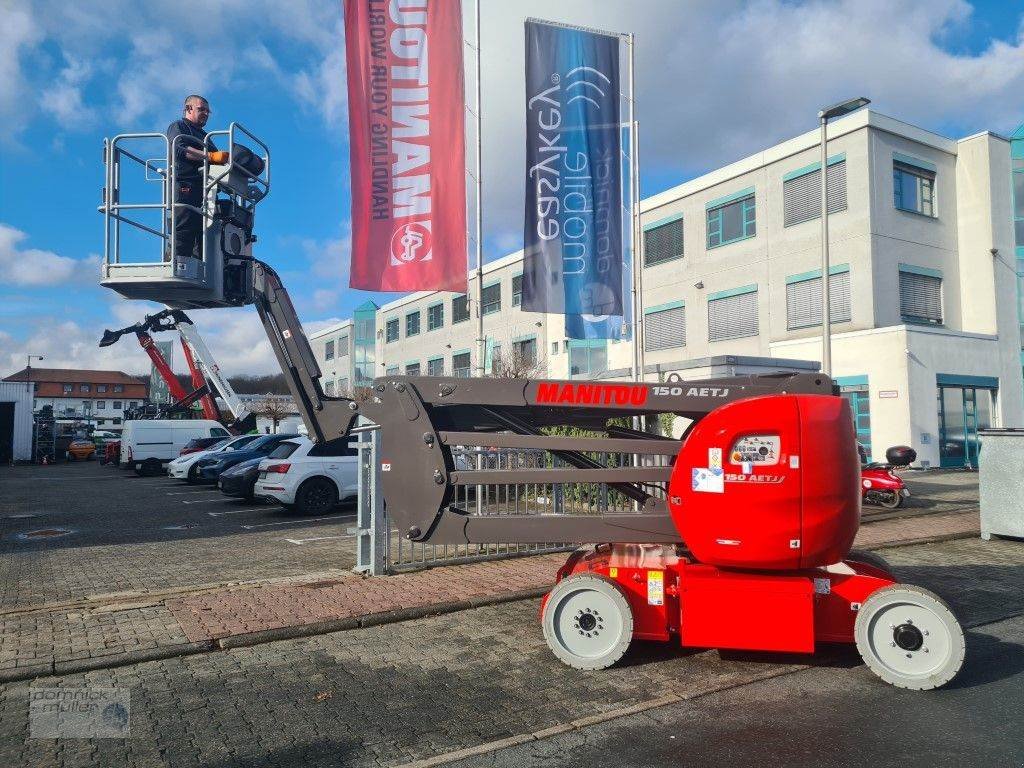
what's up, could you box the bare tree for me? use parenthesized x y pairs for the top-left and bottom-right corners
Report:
(488, 348), (546, 379)
(248, 395), (293, 433)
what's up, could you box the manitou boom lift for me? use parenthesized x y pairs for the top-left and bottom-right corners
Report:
(97, 124), (965, 690)
(99, 309), (256, 432)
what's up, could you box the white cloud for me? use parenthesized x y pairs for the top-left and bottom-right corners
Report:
(0, 223), (99, 286)
(471, 0), (1024, 242)
(302, 234), (352, 281)
(39, 54), (93, 127)
(0, 0), (41, 144)
(293, 25), (347, 128)
(312, 289), (340, 312)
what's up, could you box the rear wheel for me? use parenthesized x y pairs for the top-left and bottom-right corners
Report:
(294, 477), (337, 515)
(542, 573), (633, 670)
(186, 464), (200, 484)
(854, 584), (965, 690)
(876, 491), (903, 509)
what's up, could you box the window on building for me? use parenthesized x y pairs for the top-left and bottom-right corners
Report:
(644, 304), (686, 351)
(406, 311), (421, 337)
(113, 401), (123, 410)
(489, 344), (502, 375)
(80, 384), (91, 393)
(568, 341), (608, 378)
(708, 288), (758, 341)
(893, 161), (935, 217)
(97, 384), (107, 393)
(112, 418), (121, 425)
(113, 384), (124, 393)
(325, 340), (335, 360)
(644, 217), (684, 266)
(452, 352), (472, 378)
(324, 380), (335, 396)
(551, 341), (559, 355)
(129, 401), (138, 408)
(405, 362), (420, 376)
(783, 160), (848, 227)
(899, 269), (942, 324)
(513, 338), (537, 369)
(453, 293), (470, 323)
(338, 333), (349, 357)
(786, 270), (852, 330)
(62, 384), (73, 394)
(427, 303), (444, 331)
(512, 275), (523, 307)
(96, 401), (106, 409)
(707, 193), (755, 248)
(385, 318), (399, 343)
(337, 378), (349, 394)
(481, 283), (501, 315)
(427, 357), (444, 376)
(385, 366), (399, 376)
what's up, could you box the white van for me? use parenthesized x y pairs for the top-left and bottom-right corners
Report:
(120, 419), (231, 476)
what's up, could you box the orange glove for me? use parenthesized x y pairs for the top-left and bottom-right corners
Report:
(207, 150), (229, 164)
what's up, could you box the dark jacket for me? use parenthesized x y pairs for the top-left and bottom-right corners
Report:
(166, 118), (217, 181)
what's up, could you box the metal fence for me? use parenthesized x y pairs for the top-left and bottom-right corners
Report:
(354, 426), (668, 575)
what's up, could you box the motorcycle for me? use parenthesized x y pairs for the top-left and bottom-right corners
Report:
(860, 445), (915, 510)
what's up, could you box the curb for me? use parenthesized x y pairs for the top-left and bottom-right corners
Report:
(0, 641), (216, 685)
(215, 587), (550, 650)
(1, 589), (551, 683)
(862, 529), (978, 551)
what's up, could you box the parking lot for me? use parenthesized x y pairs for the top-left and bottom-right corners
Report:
(0, 462), (359, 612)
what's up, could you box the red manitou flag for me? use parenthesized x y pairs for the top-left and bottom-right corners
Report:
(344, 0), (468, 292)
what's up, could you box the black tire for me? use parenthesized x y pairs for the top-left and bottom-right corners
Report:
(186, 464), (200, 484)
(876, 491), (903, 510)
(294, 477), (337, 515)
(136, 458), (162, 477)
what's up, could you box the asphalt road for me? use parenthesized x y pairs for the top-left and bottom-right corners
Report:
(459, 612), (1024, 768)
(0, 462), (359, 611)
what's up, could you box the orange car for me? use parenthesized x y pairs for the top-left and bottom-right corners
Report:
(67, 439), (97, 461)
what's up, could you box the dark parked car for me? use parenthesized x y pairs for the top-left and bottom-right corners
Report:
(217, 457), (264, 501)
(195, 434), (300, 483)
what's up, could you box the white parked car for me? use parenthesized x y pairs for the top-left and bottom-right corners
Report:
(120, 419), (230, 476)
(254, 436), (359, 514)
(167, 434), (262, 482)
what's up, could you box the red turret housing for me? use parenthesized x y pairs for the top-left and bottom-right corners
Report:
(667, 394), (860, 570)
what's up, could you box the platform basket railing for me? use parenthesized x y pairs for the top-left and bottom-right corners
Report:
(354, 427), (670, 575)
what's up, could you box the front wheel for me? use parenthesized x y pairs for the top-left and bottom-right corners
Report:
(867, 490), (903, 509)
(542, 573), (633, 670)
(854, 584), (965, 690)
(186, 464), (200, 484)
(294, 477), (337, 515)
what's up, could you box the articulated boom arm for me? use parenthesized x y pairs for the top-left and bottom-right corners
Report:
(245, 258), (836, 547)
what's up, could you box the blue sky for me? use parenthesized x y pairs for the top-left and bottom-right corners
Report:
(1, 0), (1022, 376)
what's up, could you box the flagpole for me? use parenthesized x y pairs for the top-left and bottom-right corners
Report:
(628, 33), (641, 384)
(473, 0), (485, 377)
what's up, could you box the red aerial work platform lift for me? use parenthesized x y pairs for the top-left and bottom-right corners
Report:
(96, 124), (965, 691)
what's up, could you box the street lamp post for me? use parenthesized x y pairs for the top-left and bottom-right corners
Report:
(818, 97), (870, 377)
(25, 354), (44, 405)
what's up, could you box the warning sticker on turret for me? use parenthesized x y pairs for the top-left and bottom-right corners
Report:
(692, 467), (724, 493)
(647, 570), (664, 606)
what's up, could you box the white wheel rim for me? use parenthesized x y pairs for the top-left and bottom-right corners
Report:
(862, 596), (958, 681)
(549, 586), (626, 661)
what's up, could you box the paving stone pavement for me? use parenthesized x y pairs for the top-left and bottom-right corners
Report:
(2, 509), (981, 683)
(1, 537), (1021, 768)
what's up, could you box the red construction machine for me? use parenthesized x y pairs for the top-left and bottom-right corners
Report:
(97, 125), (964, 691)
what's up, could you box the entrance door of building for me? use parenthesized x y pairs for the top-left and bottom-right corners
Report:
(0, 403), (14, 464)
(937, 385), (993, 468)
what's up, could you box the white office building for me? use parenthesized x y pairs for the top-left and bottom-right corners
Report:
(310, 110), (1023, 469)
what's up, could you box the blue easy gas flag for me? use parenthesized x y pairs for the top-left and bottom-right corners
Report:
(522, 19), (623, 339)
